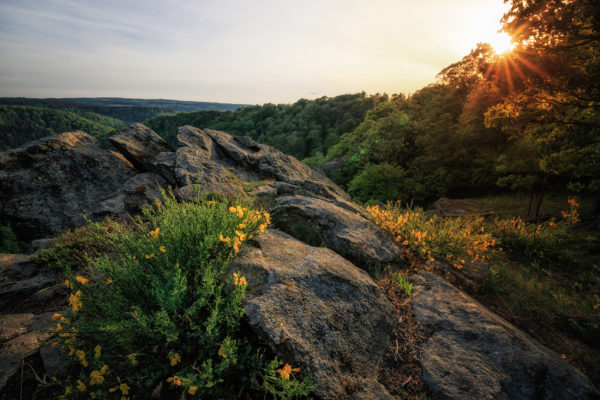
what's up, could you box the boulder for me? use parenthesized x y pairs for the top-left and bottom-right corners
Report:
(97, 173), (168, 217)
(108, 123), (173, 171)
(151, 152), (177, 186)
(411, 272), (599, 399)
(0, 312), (56, 390)
(231, 230), (397, 400)
(0, 131), (136, 241)
(270, 196), (405, 274)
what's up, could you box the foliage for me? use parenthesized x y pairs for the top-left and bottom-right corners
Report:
(368, 202), (500, 270)
(0, 225), (30, 253)
(145, 93), (385, 161)
(393, 272), (413, 296)
(45, 194), (312, 399)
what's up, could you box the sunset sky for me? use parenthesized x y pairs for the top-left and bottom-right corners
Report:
(0, 0), (510, 104)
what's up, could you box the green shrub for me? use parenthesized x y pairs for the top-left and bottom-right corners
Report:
(49, 194), (312, 399)
(0, 225), (31, 253)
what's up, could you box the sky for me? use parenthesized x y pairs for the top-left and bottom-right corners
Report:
(0, 0), (510, 104)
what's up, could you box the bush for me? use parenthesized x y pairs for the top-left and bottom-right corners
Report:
(368, 202), (500, 270)
(48, 194), (312, 399)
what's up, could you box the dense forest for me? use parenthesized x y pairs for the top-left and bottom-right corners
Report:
(145, 93), (385, 162)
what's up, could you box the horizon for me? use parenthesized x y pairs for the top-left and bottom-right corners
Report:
(0, 0), (510, 104)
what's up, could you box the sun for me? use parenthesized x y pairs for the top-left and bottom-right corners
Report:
(489, 32), (515, 54)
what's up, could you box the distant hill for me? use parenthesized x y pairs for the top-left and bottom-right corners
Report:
(0, 97), (247, 149)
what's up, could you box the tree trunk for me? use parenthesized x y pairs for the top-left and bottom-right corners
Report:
(527, 174), (548, 221)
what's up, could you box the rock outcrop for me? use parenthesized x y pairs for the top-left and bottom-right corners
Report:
(411, 272), (599, 399)
(271, 195), (405, 274)
(231, 230), (397, 400)
(108, 123), (173, 172)
(0, 131), (136, 241)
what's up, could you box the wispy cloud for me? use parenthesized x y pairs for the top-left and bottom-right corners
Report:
(0, 0), (509, 103)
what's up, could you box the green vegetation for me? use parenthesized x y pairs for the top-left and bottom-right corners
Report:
(370, 198), (600, 383)
(0, 98), (245, 149)
(145, 92), (385, 161)
(41, 194), (312, 399)
(0, 225), (30, 253)
(393, 272), (413, 296)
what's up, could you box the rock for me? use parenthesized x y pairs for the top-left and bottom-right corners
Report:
(108, 123), (173, 171)
(411, 272), (600, 399)
(97, 173), (168, 217)
(270, 196), (405, 274)
(0, 312), (56, 390)
(151, 152), (177, 186)
(318, 156), (348, 181)
(39, 343), (71, 377)
(230, 230), (397, 400)
(0, 131), (136, 241)
(0, 254), (62, 313)
(175, 147), (236, 186)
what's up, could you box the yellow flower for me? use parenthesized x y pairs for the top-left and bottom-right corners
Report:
(218, 345), (227, 359)
(69, 290), (82, 312)
(233, 237), (241, 252)
(229, 206), (237, 213)
(235, 230), (247, 241)
(258, 223), (266, 234)
(52, 313), (62, 320)
(188, 386), (198, 395)
(276, 363), (300, 380)
(64, 386), (72, 395)
(237, 223), (246, 229)
(100, 365), (109, 375)
(106, 279), (113, 285)
(145, 253), (155, 259)
(219, 234), (231, 245)
(169, 352), (181, 366)
(94, 345), (101, 359)
(89, 370), (104, 385)
(75, 276), (89, 285)
(207, 200), (217, 204)
(64, 279), (73, 289)
(159, 245), (167, 253)
(127, 354), (138, 366)
(119, 382), (130, 395)
(76, 379), (86, 392)
(149, 227), (160, 239)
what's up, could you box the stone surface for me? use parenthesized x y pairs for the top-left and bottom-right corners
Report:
(231, 230), (397, 400)
(174, 183), (243, 202)
(150, 152), (177, 186)
(108, 123), (173, 171)
(411, 272), (600, 400)
(0, 312), (56, 390)
(0, 254), (61, 313)
(270, 195), (405, 274)
(0, 131), (136, 240)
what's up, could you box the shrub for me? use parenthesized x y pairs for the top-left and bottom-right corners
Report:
(49, 194), (312, 399)
(368, 202), (500, 269)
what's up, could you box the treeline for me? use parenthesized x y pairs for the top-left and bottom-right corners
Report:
(146, 93), (386, 162)
(0, 106), (121, 149)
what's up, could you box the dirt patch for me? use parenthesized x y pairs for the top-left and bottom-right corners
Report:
(377, 275), (432, 399)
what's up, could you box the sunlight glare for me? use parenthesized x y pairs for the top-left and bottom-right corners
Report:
(490, 32), (515, 54)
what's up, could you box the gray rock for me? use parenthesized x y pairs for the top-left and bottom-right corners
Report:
(108, 123), (172, 171)
(0, 312), (56, 390)
(0, 131), (136, 240)
(230, 230), (397, 400)
(150, 152), (177, 186)
(270, 195), (405, 274)
(411, 272), (600, 399)
(175, 147), (235, 186)
(40, 343), (71, 377)
(0, 254), (60, 312)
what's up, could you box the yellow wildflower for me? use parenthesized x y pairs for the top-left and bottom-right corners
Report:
(94, 345), (101, 359)
(64, 279), (72, 289)
(233, 237), (241, 252)
(52, 313), (61, 320)
(76, 379), (86, 392)
(149, 227), (160, 239)
(75, 276), (89, 285)
(69, 290), (82, 312)
(89, 370), (104, 385)
(127, 354), (138, 366)
(100, 364), (109, 375)
(237, 223), (246, 229)
(106, 279), (113, 285)
(188, 386), (198, 395)
(145, 253), (155, 259)
(119, 382), (130, 395)
(219, 234), (231, 245)
(159, 245), (167, 253)
(276, 363), (300, 380)
(218, 345), (227, 359)
(235, 230), (247, 241)
(169, 352), (181, 366)
(207, 200), (217, 204)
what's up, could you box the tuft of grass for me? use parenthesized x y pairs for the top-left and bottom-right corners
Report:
(394, 272), (413, 296)
(45, 192), (312, 399)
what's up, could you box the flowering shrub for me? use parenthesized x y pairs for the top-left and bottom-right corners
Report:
(49, 193), (312, 399)
(367, 202), (500, 270)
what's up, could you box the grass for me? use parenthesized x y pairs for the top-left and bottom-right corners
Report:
(368, 195), (600, 385)
(39, 192), (313, 399)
